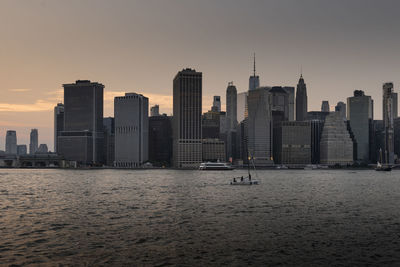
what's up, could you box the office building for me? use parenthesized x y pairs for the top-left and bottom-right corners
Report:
(212, 96), (221, 112)
(335, 101), (346, 119)
(5, 130), (17, 155)
(321, 101), (330, 112)
(17, 145), (27, 156)
(149, 115), (172, 166)
(247, 87), (273, 166)
(311, 120), (324, 164)
(270, 86), (289, 121)
(347, 90), (373, 163)
(54, 103), (64, 153)
(283, 86), (295, 121)
(202, 139), (226, 162)
(29, 129), (38, 154)
(394, 117), (400, 161)
(58, 80), (105, 165)
(383, 82), (395, 164)
(237, 92), (248, 122)
(103, 117), (115, 166)
(274, 121), (311, 165)
(307, 111), (330, 121)
(202, 110), (221, 139)
(173, 68), (202, 168)
(37, 144), (48, 153)
(370, 120), (384, 163)
(320, 112), (354, 165)
(150, 105), (160, 117)
(296, 74), (308, 121)
(114, 93), (149, 168)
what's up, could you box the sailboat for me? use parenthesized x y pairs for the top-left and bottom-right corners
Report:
(375, 148), (392, 171)
(230, 155), (259, 185)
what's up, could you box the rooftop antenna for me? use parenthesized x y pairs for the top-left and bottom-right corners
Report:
(300, 65), (303, 78)
(253, 53), (256, 77)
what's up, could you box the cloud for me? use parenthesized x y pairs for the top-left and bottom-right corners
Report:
(0, 100), (55, 112)
(8, 88), (32, 92)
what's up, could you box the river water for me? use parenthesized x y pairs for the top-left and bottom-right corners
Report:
(1, 169), (400, 266)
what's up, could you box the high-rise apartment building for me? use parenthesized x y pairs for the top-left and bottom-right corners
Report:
(296, 74), (308, 121)
(173, 68), (202, 168)
(54, 103), (64, 153)
(114, 93), (149, 168)
(5, 130), (17, 155)
(347, 90), (373, 163)
(58, 80), (104, 165)
(247, 87), (273, 166)
(29, 129), (38, 154)
(321, 101), (330, 112)
(383, 82), (395, 164)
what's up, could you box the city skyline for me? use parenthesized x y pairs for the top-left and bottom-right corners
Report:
(2, 0), (400, 149)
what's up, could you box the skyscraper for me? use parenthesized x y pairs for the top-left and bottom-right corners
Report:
(212, 96), (221, 112)
(283, 86), (295, 121)
(226, 82), (237, 131)
(321, 101), (330, 112)
(347, 90), (373, 163)
(249, 54), (260, 91)
(237, 92), (248, 122)
(54, 103), (64, 153)
(383, 82), (395, 164)
(226, 82), (238, 161)
(247, 87), (273, 166)
(392, 92), (398, 119)
(149, 115), (172, 166)
(335, 101), (346, 119)
(17, 145), (27, 155)
(296, 74), (307, 121)
(114, 93), (149, 168)
(58, 80), (104, 165)
(29, 129), (38, 154)
(5, 130), (17, 155)
(103, 117), (115, 166)
(320, 112), (354, 165)
(173, 68), (202, 168)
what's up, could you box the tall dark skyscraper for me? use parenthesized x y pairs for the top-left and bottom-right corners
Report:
(58, 80), (104, 165)
(173, 68), (202, 168)
(383, 82), (395, 164)
(347, 90), (373, 163)
(149, 115), (172, 166)
(321, 101), (330, 112)
(54, 103), (64, 153)
(249, 54), (260, 91)
(226, 82), (237, 161)
(296, 74), (308, 121)
(29, 129), (38, 154)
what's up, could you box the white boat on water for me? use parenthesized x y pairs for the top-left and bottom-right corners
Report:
(199, 162), (234, 170)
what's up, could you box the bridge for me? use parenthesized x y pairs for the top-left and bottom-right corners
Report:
(0, 154), (65, 168)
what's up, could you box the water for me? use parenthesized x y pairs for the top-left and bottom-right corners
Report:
(1, 169), (400, 266)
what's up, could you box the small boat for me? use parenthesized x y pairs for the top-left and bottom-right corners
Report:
(230, 155), (259, 185)
(230, 178), (259, 185)
(199, 162), (234, 170)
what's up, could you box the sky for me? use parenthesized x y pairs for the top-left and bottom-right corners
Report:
(1, 0), (400, 151)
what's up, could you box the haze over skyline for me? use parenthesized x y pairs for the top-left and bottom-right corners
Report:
(1, 0), (400, 150)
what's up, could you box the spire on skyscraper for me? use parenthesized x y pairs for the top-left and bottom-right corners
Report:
(253, 52), (256, 77)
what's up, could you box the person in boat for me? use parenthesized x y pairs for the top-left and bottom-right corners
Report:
(249, 174), (251, 181)
(241, 176), (243, 181)
(233, 178), (236, 183)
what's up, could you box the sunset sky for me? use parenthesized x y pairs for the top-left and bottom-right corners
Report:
(1, 0), (400, 150)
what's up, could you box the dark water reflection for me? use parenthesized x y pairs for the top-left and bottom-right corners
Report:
(1, 169), (400, 266)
